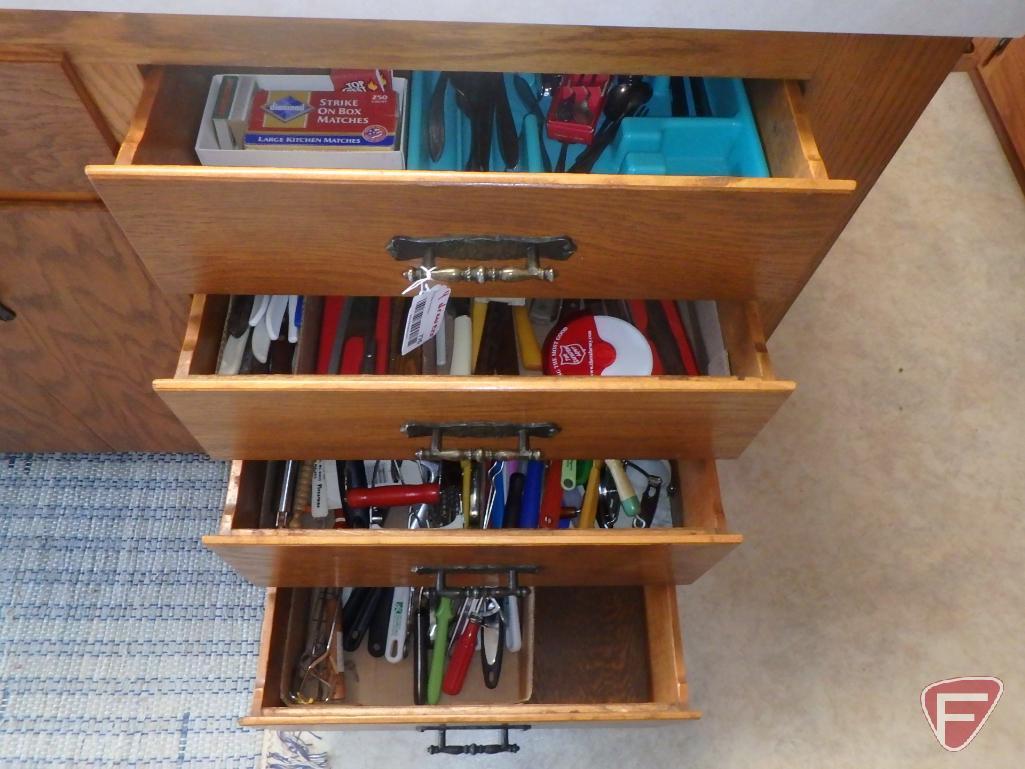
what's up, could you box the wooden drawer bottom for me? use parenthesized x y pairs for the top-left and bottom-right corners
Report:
(242, 583), (696, 728)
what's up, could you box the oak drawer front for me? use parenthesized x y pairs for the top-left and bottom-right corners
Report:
(205, 459), (741, 588)
(0, 59), (115, 196)
(88, 68), (854, 301)
(242, 584), (695, 728)
(157, 294), (794, 460)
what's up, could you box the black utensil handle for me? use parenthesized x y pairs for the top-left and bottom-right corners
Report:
(413, 602), (430, 705)
(481, 615), (504, 689)
(691, 76), (711, 117)
(479, 91), (495, 172)
(555, 142), (569, 173)
(495, 76), (519, 170)
(367, 587), (394, 657)
(503, 472), (525, 528)
(341, 587), (371, 651)
(345, 587), (383, 652)
(634, 483), (661, 528)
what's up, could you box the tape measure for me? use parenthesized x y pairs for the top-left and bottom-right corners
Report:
(543, 315), (653, 376)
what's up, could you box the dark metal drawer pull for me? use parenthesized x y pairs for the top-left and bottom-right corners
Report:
(418, 725), (531, 755)
(402, 421), (560, 462)
(389, 235), (575, 284)
(412, 565), (537, 601)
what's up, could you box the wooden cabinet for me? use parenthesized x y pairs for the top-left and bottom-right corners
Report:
(0, 8), (970, 749)
(0, 202), (198, 451)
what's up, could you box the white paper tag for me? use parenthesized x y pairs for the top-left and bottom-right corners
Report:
(311, 461), (329, 518)
(324, 460), (343, 509)
(311, 460), (343, 519)
(401, 284), (450, 355)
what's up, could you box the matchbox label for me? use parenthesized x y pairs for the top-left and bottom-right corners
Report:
(245, 71), (397, 149)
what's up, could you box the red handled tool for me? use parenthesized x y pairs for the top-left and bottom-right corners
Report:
(316, 297), (345, 374)
(442, 598), (483, 696)
(345, 484), (441, 508)
(659, 300), (700, 375)
(539, 461), (565, 528)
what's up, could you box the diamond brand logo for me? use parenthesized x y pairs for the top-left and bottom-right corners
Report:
(262, 95), (312, 123)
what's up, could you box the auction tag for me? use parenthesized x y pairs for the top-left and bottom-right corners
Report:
(324, 461), (343, 509)
(401, 284), (450, 355)
(312, 460), (344, 519)
(311, 461), (329, 518)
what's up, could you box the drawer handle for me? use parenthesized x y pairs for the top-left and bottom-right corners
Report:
(418, 725), (531, 755)
(402, 421), (560, 462)
(388, 235), (575, 284)
(0, 301), (15, 322)
(413, 565), (537, 600)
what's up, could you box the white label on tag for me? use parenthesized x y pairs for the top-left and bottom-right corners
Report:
(324, 460), (343, 509)
(311, 461), (329, 518)
(401, 284), (451, 355)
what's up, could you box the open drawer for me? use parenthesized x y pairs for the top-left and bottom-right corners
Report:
(87, 66), (855, 302)
(155, 294), (794, 459)
(243, 584), (696, 728)
(206, 457), (741, 587)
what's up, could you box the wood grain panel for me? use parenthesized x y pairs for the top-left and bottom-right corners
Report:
(205, 459), (741, 587)
(644, 584), (690, 705)
(0, 58), (115, 196)
(973, 38), (1025, 195)
(0, 369), (108, 451)
(530, 587), (652, 703)
(73, 61), (144, 142)
(90, 167), (853, 301)
(0, 10), (827, 77)
(0, 201), (198, 451)
(244, 586), (697, 727)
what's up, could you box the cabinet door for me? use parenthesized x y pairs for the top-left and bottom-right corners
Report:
(0, 201), (198, 451)
(0, 58), (115, 197)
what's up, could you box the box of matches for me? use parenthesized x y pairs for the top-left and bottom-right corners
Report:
(196, 71), (407, 169)
(245, 70), (398, 150)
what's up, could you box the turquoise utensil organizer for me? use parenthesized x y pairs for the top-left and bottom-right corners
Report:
(406, 72), (769, 177)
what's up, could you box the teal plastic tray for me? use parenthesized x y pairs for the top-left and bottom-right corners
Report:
(406, 72), (769, 177)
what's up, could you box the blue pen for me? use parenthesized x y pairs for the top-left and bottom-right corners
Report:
(519, 460), (544, 528)
(486, 461), (505, 529)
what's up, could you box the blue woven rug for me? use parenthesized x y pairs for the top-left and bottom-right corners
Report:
(0, 453), (263, 768)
